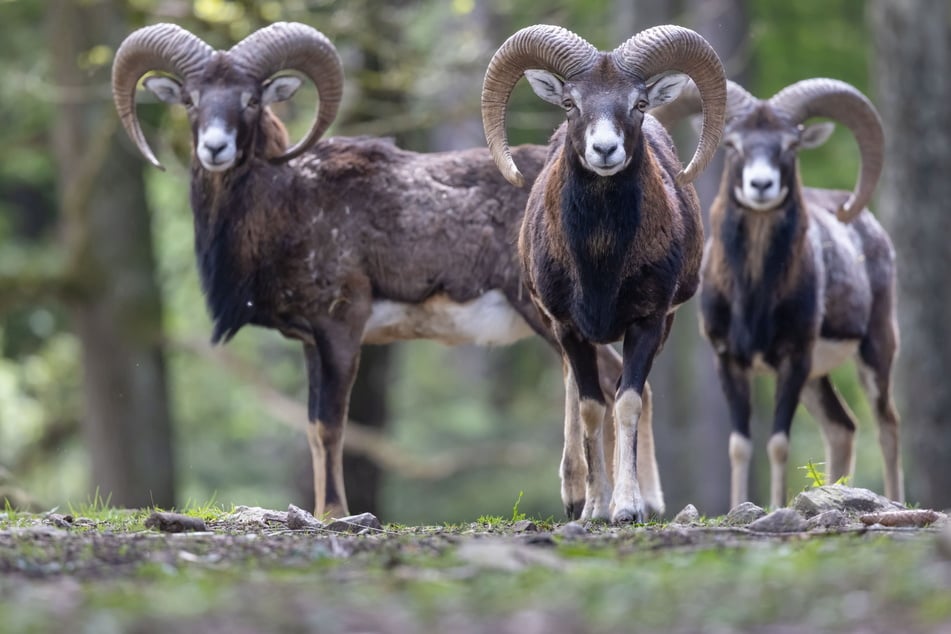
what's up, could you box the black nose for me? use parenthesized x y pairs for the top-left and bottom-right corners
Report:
(750, 178), (773, 193)
(205, 140), (227, 157)
(592, 142), (617, 158)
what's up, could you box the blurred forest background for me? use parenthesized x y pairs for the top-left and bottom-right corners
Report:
(0, 0), (948, 523)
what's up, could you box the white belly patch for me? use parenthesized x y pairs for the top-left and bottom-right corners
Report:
(809, 338), (860, 378)
(362, 290), (535, 346)
(751, 338), (859, 378)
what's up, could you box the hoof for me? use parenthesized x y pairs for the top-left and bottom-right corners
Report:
(611, 505), (646, 525)
(645, 500), (666, 520)
(580, 502), (611, 522)
(564, 500), (585, 521)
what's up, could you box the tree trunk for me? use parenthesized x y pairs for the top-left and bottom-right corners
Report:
(868, 0), (951, 509)
(47, 1), (175, 508)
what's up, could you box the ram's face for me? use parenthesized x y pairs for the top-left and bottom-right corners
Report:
(525, 62), (687, 177)
(144, 56), (301, 172)
(723, 105), (834, 212)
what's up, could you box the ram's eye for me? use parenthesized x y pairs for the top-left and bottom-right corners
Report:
(561, 98), (574, 111)
(241, 92), (259, 109)
(635, 99), (648, 113)
(183, 91), (199, 108)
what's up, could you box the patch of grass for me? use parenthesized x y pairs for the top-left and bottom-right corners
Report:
(510, 490), (525, 522)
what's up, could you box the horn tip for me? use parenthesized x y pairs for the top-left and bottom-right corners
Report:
(505, 168), (525, 188)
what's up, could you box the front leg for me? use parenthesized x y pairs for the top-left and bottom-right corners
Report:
(560, 359), (586, 519)
(304, 324), (363, 520)
(715, 354), (752, 509)
(768, 354), (810, 508)
(558, 327), (611, 521)
(612, 316), (666, 524)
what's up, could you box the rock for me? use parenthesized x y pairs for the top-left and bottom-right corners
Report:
(724, 502), (766, 526)
(144, 512), (207, 533)
(325, 512), (382, 534)
(44, 513), (74, 529)
(672, 504), (700, 525)
(512, 519), (539, 533)
(807, 509), (850, 530)
(286, 504), (323, 530)
(554, 521), (587, 538)
(225, 506), (288, 527)
(747, 508), (808, 533)
(858, 509), (944, 528)
(790, 485), (904, 519)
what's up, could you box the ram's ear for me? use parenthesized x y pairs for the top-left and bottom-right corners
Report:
(144, 76), (185, 104)
(262, 75), (303, 106)
(646, 73), (689, 107)
(525, 69), (565, 106)
(801, 122), (835, 149)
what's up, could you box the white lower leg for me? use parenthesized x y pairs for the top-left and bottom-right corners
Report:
(560, 366), (586, 516)
(611, 389), (645, 523)
(308, 422), (348, 519)
(729, 432), (752, 509)
(635, 383), (664, 516)
(821, 422), (855, 485)
(878, 421), (904, 503)
(767, 432), (789, 508)
(579, 399), (611, 520)
(307, 423), (329, 517)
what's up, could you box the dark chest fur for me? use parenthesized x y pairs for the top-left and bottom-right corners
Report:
(532, 156), (679, 344)
(701, 202), (818, 365)
(191, 167), (308, 343)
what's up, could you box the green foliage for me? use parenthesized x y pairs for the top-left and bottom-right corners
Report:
(511, 490), (525, 522)
(799, 460), (827, 488)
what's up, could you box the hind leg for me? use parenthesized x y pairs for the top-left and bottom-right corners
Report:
(857, 357), (904, 503)
(858, 307), (904, 503)
(800, 376), (857, 485)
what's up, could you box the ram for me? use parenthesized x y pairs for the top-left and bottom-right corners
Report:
(111, 21), (655, 519)
(482, 24), (725, 522)
(655, 78), (903, 508)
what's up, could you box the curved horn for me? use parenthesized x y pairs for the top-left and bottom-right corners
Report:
(111, 24), (214, 170)
(481, 25), (599, 186)
(769, 78), (884, 222)
(228, 22), (343, 163)
(651, 79), (756, 129)
(614, 26), (726, 185)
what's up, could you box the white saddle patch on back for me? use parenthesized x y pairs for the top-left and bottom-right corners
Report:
(362, 290), (534, 346)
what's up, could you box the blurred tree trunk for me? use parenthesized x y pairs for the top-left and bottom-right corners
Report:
(868, 0), (951, 509)
(47, 0), (175, 508)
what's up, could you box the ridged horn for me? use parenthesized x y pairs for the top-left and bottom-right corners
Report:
(769, 78), (884, 222)
(614, 25), (726, 185)
(481, 25), (599, 187)
(228, 22), (343, 163)
(111, 23), (214, 170)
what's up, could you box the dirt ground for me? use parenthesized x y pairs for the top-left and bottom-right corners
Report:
(2, 500), (951, 633)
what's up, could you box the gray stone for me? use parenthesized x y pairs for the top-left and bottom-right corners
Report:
(807, 509), (850, 530)
(672, 504), (700, 525)
(724, 501), (766, 526)
(790, 485), (904, 519)
(554, 521), (587, 538)
(225, 506), (288, 527)
(286, 504), (323, 530)
(325, 512), (382, 534)
(512, 519), (539, 533)
(748, 508), (808, 533)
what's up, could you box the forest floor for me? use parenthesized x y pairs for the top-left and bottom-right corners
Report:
(1, 491), (951, 633)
